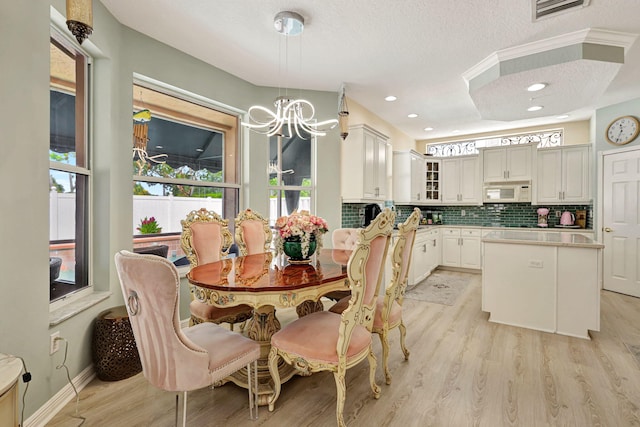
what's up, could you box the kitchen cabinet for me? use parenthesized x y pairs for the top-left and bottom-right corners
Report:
(393, 150), (425, 204)
(442, 156), (481, 205)
(410, 228), (440, 286)
(482, 230), (603, 339)
(535, 145), (590, 204)
(482, 144), (532, 183)
(341, 124), (388, 202)
(441, 228), (482, 269)
(424, 158), (441, 203)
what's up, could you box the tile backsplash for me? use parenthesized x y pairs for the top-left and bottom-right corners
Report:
(342, 202), (593, 229)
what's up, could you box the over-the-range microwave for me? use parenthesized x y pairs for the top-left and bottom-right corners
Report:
(483, 182), (531, 203)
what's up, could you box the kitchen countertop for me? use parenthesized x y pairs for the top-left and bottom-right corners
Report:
(409, 224), (594, 232)
(481, 230), (603, 249)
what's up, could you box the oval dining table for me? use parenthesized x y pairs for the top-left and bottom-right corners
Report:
(187, 248), (352, 406)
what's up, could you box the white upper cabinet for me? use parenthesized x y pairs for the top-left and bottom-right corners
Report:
(393, 150), (425, 204)
(341, 125), (388, 202)
(534, 145), (591, 204)
(482, 145), (533, 183)
(442, 155), (482, 205)
(424, 158), (442, 204)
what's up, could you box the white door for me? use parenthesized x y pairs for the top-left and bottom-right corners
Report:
(603, 148), (640, 297)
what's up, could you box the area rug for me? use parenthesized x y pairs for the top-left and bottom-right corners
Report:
(405, 271), (472, 306)
(624, 343), (640, 368)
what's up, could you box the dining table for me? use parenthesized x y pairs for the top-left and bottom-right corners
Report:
(187, 248), (352, 405)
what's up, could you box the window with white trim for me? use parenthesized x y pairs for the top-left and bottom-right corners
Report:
(49, 29), (91, 302)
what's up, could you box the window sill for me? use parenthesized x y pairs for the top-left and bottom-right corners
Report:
(49, 291), (112, 326)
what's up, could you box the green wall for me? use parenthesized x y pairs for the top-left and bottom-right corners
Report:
(0, 2), (342, 422)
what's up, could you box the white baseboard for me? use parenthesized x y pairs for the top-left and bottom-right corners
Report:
(24, 364), (95, 427)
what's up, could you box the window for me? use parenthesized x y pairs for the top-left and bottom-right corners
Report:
(269, 132), (315, 224)
(426, 129), (563, 157)
(49, 30), (91, 302)
(132, 83), (240, 261)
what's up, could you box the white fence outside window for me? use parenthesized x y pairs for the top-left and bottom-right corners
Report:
(49, 191), (311, 239)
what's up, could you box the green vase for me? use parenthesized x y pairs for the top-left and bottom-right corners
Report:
(283, 237), (317, 260)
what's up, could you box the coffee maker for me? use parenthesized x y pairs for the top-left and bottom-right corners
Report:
(537, 208), (549, 227)
(363, 203), (382, 227)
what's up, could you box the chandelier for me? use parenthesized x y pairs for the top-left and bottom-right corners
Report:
(242, 11), (338, 139)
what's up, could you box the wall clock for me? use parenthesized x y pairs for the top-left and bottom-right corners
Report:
(605, 115), (640, 145)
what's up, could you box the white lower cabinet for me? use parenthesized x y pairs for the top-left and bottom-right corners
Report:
(410, 228), (440, 285)
(441, 228), (482, 269)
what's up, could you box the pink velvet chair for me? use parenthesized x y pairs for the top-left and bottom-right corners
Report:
(323, 228), (360, 302)
(180, 208), (253, 328)
(267, 208), (395, 427)
(330, 208), (420, 384)
(114, 250), (260, 426)
(234, 209), (272, 256)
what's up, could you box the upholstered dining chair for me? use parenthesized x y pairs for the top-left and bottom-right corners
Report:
(180, 208), (253, 328)
(114, 250), (259, 427)
(373, 207), (420, 384)
(322, 228), (360, 302)
(330, 208), (420, 384)
(267, 208), (395, 427)
(234, 209), (272, 256)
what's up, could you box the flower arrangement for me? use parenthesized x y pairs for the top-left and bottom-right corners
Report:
(137, 216), (162, 234)
(274, 210), (328, 258)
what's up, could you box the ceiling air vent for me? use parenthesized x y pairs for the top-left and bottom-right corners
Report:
(533, 0), (590, 21)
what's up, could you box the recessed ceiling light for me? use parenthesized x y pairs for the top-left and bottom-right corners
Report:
(408, 113), (418, 118)
(196, 148), (204, 152)
(527, 83), (547, 92)
(385, 95), (397, 102)
(155, 145), (163, 149)
(527, 105), (543, 112)
(556, 114), (569, 119)
(423, 127), (434, 131)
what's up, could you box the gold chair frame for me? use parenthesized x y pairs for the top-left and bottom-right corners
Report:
(267, 208), (395, 427)
(180, 208), (252, 328)
(234, 208), (273, 256)
(180, 208), (233, 268)
(374, 207), (420, 384)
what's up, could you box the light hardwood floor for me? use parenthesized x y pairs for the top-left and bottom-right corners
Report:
(47, 271), (640, 426)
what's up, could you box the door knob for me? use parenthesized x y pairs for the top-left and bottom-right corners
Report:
(604, 227), (613, 232)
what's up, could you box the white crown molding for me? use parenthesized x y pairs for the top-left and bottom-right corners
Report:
(463, 28), (638, 84)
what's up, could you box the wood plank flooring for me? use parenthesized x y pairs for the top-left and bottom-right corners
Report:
(47, 271), (640, 426)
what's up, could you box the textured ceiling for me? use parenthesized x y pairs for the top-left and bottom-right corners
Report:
(99, 0), (640, 140)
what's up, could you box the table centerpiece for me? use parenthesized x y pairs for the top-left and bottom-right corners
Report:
(274, 210), (328, 263)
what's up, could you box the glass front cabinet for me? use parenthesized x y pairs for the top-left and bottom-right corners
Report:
(425, 158), (441, 203)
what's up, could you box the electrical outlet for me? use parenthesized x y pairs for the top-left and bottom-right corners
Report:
(461, 209), (466, 217)
(50, 331), (61, 355)
(358, 207), (364, 217)
(555, 210), (561, 218)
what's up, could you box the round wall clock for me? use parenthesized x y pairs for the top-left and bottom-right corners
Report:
(606, 115), (640, 145)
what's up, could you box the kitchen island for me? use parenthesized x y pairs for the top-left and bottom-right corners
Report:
(481, 230), (604, 339)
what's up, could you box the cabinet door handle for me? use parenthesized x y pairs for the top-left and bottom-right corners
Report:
(559, 191), (562, 200)
(604, 227), (614, 232)
(423, 244), (427, 252)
